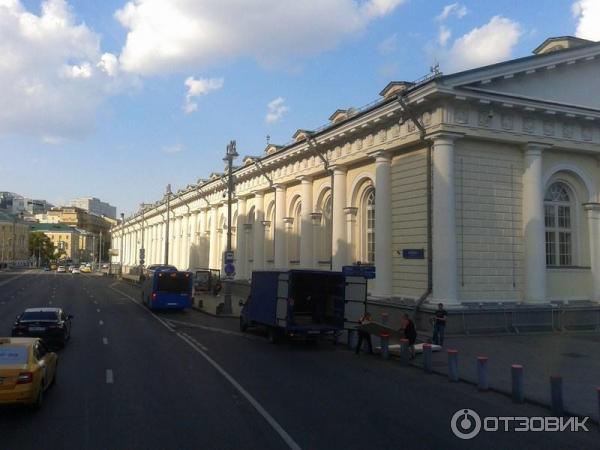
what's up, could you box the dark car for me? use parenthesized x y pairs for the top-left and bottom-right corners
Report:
(11, 308), (73, 348)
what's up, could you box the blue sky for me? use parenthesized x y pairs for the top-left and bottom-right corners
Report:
(1, 0), (598, 215)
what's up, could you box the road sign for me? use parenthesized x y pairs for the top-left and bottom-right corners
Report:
(224, 263), (235, 276)
(402, 248), (425, 259)
(139, 248), (145, 260)
(342, 265), (376, 279)
(224, 251), (234, 264)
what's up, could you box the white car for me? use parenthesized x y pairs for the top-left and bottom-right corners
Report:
(57, 266), (66, 273)
(72, 267), (80, 274)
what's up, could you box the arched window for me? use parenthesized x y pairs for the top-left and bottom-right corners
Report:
(544, 182), (573, 266)
(362, 189), (376, 264)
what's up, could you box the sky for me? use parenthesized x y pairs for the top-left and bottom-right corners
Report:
(1, 0), (599, 216)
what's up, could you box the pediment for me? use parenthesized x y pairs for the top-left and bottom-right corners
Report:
(442, 42), (600, 112)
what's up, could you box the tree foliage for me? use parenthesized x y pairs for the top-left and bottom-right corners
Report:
(28, 232), (55, 265)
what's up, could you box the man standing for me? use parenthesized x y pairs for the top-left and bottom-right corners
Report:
(432, 303), (447, 346)
(402, 313), (417, 359)
(355, 312), (373, 355)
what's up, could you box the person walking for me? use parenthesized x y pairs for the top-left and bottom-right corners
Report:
(432, 303), (447, 347)
(402, 313), (417, 359)
(355, 312), (373, 355)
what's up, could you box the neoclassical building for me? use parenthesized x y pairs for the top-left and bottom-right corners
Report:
(111, 36), (600, 308)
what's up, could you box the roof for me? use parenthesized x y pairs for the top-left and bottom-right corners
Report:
(532, 36), (594, 55)
(30, 223), (79, 233)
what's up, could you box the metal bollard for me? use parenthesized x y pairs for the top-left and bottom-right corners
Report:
(399, 338), (410, 365)
(423, 343), (432, 373)
(347, 329), (357, 350)
(477, 356), (489, 391)
(380, 333), (390, 360)
(381, 312), (389, 326)
(511, 364), (524, 403)
(448, 349), (459, 382)
(550, 375), (564, 416)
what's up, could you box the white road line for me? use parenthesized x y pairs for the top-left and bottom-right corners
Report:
(106, 369), (114, 384)
(97, 308), (101, 312)
(180, 332), (209, 351)
(109, 285), (301, 450)
(102, 337), (108, 345)
(48, 301), (52, 305)
(165, 318), (261, 341)
(99, 320), (104, 326)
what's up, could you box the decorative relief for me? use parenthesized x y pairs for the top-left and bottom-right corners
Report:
(501, 114), (513, 130)
(454, 108), (468, 124)
(335, 146), (341, 157)
(543, 120), (555, 136)
(354, 138), (362, 151)
(378, 129), (387, 143)
(366, 134), (374, 146)
(344, 143), (351, 155)
(582, 126), (593, 141)
(478, 111), (491, 127)
(562, 123), (574, 139)
(407, 120), (415, 133)
(422, 111), (431, 126)
(391, 124), (400, 137)
(523, 117), (535, 133)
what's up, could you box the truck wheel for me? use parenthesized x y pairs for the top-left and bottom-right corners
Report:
(240, 316), (247, 332)
(267, 327), (278, 344)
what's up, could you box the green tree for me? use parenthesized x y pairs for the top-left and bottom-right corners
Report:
(29, 232), (55, 266)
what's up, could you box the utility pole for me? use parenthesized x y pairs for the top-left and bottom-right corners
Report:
(221, 140), (238, 315)
(120, 213), (124, 274)
(164, 184), (172, 265)
(99, 232), (103, 267)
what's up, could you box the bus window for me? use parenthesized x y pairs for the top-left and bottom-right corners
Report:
(157, 273), (191, 293)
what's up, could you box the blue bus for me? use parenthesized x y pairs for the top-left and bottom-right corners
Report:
(140, 265), (193, 311)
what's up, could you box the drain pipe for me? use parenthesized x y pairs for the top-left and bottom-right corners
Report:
(397, 94), (433, 320)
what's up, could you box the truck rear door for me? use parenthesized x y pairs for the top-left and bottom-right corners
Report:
(275, 272), (290, 327)
(344, 276), (367, 329)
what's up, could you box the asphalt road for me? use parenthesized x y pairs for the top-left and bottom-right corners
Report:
(0, 271), (597, 450)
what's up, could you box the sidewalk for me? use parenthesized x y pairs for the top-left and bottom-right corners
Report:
(424, 332), (600, 422)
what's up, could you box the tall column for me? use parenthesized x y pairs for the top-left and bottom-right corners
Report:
(199, 209), (208, 267)
(253, 192), (265, 270)
(373, 151), (393, 298)
(299, 176), (314, 268)
(274, 185), (286, 268)
(584, 203), (600, 302)
(432, 133), (460, 305)
(190, 211), (200, 268)
(332, 166), (348, 270)
(236, 197), (247, 279)
(523, 143), (547, 303)
(209, 205), (219, 269)
(181, 213), (190, 269)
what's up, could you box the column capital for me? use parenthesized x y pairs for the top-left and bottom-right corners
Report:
(282, 217), (294, 225)
(330, 164), (347, 174)
(524, 142), (551, 154)
(297, 175), (313, 183)
(273, 183), (286, 192)
(236, 194), (251, 201)
(427, 131), (464, 143)
(243, 223), (253, 231)
(583, 202), (600, 212)
(343, 206), (358, 217)
(367, 150), (392, 162)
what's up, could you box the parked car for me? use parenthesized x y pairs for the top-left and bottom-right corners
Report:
(11, 308), (73, 348)
(56, 266), (66, 273)
(80, 266), (91, 273)
(101, 263), (109, 269)
(43, 267), (51, 272)
(0, 337), (58, 409)
(71, 267), (80, 274)
(68, 265), (75, 272)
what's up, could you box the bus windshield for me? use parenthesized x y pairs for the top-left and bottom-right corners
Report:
(156, 273), (190, 293)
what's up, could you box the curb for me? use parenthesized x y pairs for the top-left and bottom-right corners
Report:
(191, 305), (237, 319)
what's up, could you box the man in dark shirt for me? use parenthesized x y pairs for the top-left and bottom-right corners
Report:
(402, 313), (417, 359)
(432, 303), (447, 346)
(355, 312), (373, 355)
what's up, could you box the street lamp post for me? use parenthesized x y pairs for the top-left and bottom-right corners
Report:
(221, 140), (238, 315)
(164, 184), (172, 265)
(120, 213), (124, 274)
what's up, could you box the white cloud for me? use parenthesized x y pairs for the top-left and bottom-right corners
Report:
(0, 0), (128, 141)
(115, 0), (407, 76)
(163, 144), (184, 154)
(183, 76), (223, 114)
(378, 33), (398, 55)
(436, 16), (521, 73)
(438, 25), (451, 47)
(436, 3), (467, 21)
(572, 0), (600, 41)
(265, 97), (289, 124)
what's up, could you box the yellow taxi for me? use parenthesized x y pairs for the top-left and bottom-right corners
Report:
(50, 264), (57, 270)
(0, 338), (58, 409)
(80, 266), (92, 273)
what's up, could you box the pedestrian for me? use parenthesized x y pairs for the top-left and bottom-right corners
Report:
(355, 312), (373, 355)
(432, 303), (447, 347)
(402, 313), (417, 359)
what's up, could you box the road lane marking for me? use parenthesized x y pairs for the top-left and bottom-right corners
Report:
(102, 337), (108, 345)
(180, 332), (209, 351)
(99, 320), (104, 325)
(164, 318), (261, 341)
(97, 308), (101, 312)
(106, 369), (114, 384)
(48, 301), (52, 305)
(109, 285), (301, 450)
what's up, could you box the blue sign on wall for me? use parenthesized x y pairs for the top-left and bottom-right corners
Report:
(402, 249), (425, 259)
(342, 265), (376, 279)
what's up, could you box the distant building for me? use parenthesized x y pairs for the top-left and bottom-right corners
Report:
(0, 192), (53, 215)
(30, 223), (81, 263)
(70, 197), (116, 219)
(0, 210), (30, 266)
